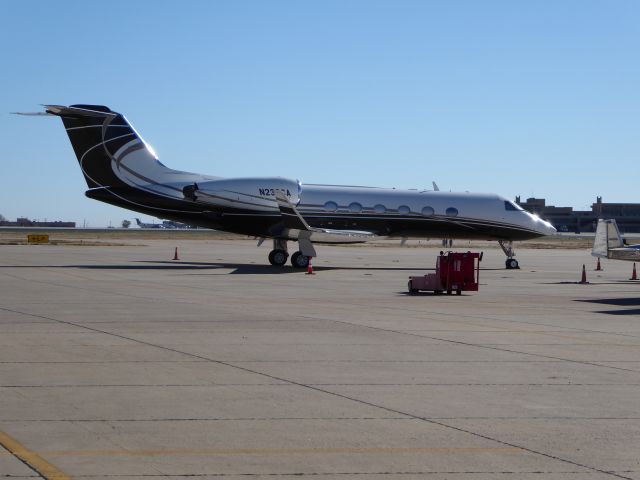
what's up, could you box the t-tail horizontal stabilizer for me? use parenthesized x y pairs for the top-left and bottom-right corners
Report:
(11, 111), (52, 116)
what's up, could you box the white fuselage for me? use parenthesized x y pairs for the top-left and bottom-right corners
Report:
(298, 184), (554, 237)
(187, 177), (556, 241)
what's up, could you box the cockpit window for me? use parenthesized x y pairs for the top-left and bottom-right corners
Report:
(505, 201), (523, 211)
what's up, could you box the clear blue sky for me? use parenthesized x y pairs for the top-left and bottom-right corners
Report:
(2, 0), (638, 227)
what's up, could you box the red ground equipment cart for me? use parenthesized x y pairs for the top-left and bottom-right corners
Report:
(408, 251), (483, 295)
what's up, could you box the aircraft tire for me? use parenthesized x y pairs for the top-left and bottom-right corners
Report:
(506, 258), (519, 269)
(269, 249), (288, 266)
(291, 251), (309, 269)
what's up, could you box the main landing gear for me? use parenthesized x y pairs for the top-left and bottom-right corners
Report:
(499, 240), (520, 269)
(268, 249), (288, 267)
(291, 251), (310, 268)
(268, 239), (310, 268)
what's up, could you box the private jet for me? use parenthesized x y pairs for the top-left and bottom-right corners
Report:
(135, 218), (164, 229)
(18, 104), (556, 268)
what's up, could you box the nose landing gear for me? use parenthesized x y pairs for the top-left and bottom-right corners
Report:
(499, 240), (520, 269)
(505, 258), (519, 269)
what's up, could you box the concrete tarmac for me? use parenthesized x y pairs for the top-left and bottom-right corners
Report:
(1, 239), (639, 479)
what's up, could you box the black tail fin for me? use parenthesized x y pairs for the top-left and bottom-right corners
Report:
(45, 104), (164, 190)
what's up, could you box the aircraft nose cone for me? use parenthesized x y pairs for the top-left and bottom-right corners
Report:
(542, 220), (556, 235)
(527, 212), (556, 236)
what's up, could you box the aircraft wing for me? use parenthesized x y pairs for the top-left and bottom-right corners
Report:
(275, 190), (312, 231)
(274, 191), (377, 245)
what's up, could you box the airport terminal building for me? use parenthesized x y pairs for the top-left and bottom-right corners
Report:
(516, 196), (640, 233)
(0, 217), (76, 228)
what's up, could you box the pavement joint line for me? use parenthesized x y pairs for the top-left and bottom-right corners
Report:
(0, 271), (208, 307)
(0, 416), (409, 423)
(304, 315), (640, 374)
(0, 359), (614, 363)
(6, 265), (640, 342)
(3, 309), (638, 373)
(0, 305), (634, 480)
(2, 416), (640, 423)
(0, 360), (205, 364)
(302, 295), (640, 341)
(6, 470), (624, 479)
(233, 359), (635, 363)
(3, 446), (524, 458)
(422, 305), (640, 339)
(16, 470), (637, 477)
(3, 382), (640, 388)
(0, 430), (70, 480)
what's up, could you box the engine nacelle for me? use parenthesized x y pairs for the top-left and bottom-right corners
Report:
(183, 177), (301, 211)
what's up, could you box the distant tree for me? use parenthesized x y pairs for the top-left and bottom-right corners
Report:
(0, 213), (6, 222)
(121, 219), (131, 228)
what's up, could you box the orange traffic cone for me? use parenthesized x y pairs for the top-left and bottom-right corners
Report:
(579, 264), (588, 284)
(173, 247), (180, 261)
(306, 257), (315, 275)
(631, 263), (638, 281)
(595, 258), (602, 271)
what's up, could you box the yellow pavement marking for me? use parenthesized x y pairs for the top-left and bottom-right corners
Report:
(2, 446), (523, 458)
(0, 431), (70, 480)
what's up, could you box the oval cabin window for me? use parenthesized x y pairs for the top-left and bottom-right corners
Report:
(349, 202), (362, 213)
(445, 207), (459, 217)
(373, 204), (386, 214)
(421, 206), (435, 216)
(398, 205), (411, 214)
(324, 201), (338, 212)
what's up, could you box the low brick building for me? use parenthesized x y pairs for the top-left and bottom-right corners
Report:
(516, 197), (640, 233)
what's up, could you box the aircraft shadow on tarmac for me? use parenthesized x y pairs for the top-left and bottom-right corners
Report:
(0, 261), (437, 275)
(93, 262), (508, 274)
(122, 261), (505, 274)
(0, 261), (507, 276)
(133, 261), (435, 274)
(575, 297), (640, 316)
